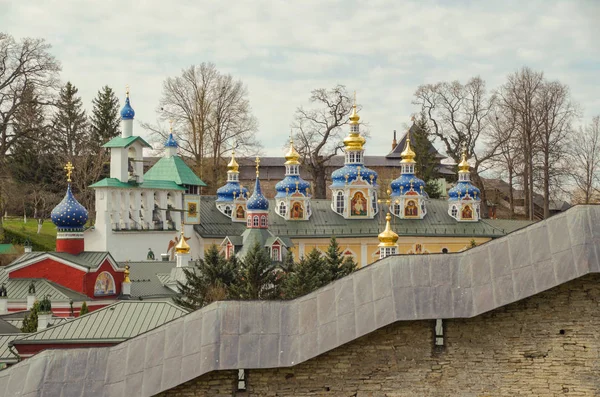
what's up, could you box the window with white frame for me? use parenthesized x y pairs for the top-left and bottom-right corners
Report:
(224, 206), (232, 217)
(247, 217), (251, 226)
(336, 192), (345, 214)
(253, 216), (259, 227)
(272, 246), (280, 261)
(451, 206), (458, 218)
(279, 201), (287, 216)
(355, 152), (362, 163)
(260, 216), (267, 227)
(380, 246), (396, 259)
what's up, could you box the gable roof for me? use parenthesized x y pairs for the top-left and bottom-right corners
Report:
(0, 320), (20, 334)
(102, 136), (152, 149)
(125, 261), (180, 299)
(386, 123), (445, 160)
(10, 301), (187, 345)
(0, 205), (596, 397)
(5, 251), (122, 273)
(196, 196), (533, 239)
(90, 178), (185, 191)
(144, 156), (207, 187)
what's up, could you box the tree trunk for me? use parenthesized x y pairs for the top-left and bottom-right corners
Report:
(309, 162), (328, 199)
(508, 168), (515, 217)
(543, 151), (550, 219)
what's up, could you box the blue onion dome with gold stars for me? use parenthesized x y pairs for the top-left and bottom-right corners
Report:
(448, 149), (480, 201)
(247, 159), (269, 211)
(120, 91), (135, 120)
(390, 132), (426, 197)
(51, 184), (89, 231)
(331, 164), (378, 188)
(275, 138), (311, 198)
(165, 133), (178, 148)
(216, 150), (248, 203)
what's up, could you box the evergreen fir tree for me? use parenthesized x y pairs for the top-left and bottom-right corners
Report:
(174, 244), (236, 311)
(21, 301), (40, 333)
(51, 82), (89, 157)
(324, 237), (356, 281)
(79, 301), (89, 316)
(230, 242), (281, 300)
(412, 113), (442, 198)
(282, 248), (327, 299)
(90, 86), (120, 148)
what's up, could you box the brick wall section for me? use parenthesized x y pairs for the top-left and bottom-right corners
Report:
(159, 274), (600, 397)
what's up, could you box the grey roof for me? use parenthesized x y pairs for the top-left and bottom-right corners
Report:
(11, 301), (188, 345)
(0, 204), (597, 396)
(0, 334), (23, 364)
(6, 251), (119, 271)
(125, 261), (179, 299)
(386, 125), (445, 160)
(197, 196), (533, 239)
(0, 319), (20, 334)
(0, 269), (89, 302)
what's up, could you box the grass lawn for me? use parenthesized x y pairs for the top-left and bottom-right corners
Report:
(2, 217), (56, 251)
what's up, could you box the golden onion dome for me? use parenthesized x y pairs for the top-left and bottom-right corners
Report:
(458, 147), (470, 173)
(349, 104), (360, 125)
(284, 137), (301, 165)
(227, 150), (239, 173)
(400, 133), (416, 164)
(378, 213), (399, 247)
(343, 132), (366, 151)
(175, 230), (191, 254)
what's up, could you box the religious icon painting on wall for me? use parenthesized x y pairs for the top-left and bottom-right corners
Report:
(405, 200), (418, 217)
(290, 202), (304, 219)
(462, 205), (473, 219)
(94, 272), (115, 296)
(350, 191), (367, 216)
(184, 195), (201, 224)
(236, 205), (245, 219)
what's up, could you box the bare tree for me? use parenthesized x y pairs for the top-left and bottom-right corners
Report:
(142, 63), (259, 191)
(570, 116), (600, 204)
(497, 68), (545, 220)
(0, 33), (60, 161)
(534, 81), (578, 217)
(292, 85), (360, 199)
(413, 77), (498, 214)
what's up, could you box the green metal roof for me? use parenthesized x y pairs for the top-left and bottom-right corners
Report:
(144, 156), (207, 187)
(11, 301), (188, 344)
(102, 136), (152, 149)
(2, 278), (89, 301)
(6, 251), (118, 271)
(0, 244), (17, 254)
(196, 196), (534, 239)
(90, 178), (185, 191)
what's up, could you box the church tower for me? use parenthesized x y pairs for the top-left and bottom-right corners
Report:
(448, 148), (481, 222)
(389, 129), (427, 219)
(378, 213), (398, 259)
(216, 149), (249, 222)
(246, 158), (269, 229)
(275, 137), (311, 220)
(329, 94), (378, 219)
(51, 162), (89, 255)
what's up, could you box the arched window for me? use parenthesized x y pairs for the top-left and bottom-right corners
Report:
(253, 216), (259, 227)
(349, 152), (356, 163)
(355, 152), (361, 163)
(451, 206), (458, 218)
(224, 206), (232, 217)
(247, 217), (251, 226)
(393, 203), (401, 216)
(279, 201), (287, 216)
(442, 248), (449, 254)
(336, 192), (345, 214)
(260, 216), (267, 227)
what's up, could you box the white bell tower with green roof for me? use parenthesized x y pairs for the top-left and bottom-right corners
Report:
(85, 90), (207, 261)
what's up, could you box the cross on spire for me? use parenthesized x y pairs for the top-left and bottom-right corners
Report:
(64, 162), (74, 182)
(255, 157), (260, 176)
(125, 85), (130, 98)
(169, 119), (173, 133)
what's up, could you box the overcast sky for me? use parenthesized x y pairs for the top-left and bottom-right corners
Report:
(2, 0), (599, 157)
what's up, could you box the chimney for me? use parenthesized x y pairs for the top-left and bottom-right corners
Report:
(38, 313), (52, 332)
(0, 283), (7, 315)
(392, 130), (397, 150)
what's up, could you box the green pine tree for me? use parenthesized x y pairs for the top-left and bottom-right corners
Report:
(21, 301), (40, 333)
(280, 251), (295, 273)
(90, 86), (120, 148)
(174, 244), (237, 311)
(51, 82), (88, 157)
(79, 301), (89, 316)
(282, 248), (327, 299)
(325, 237), (356, 281)
(230, 242), (281, 300)
(412, 113), (442, 198)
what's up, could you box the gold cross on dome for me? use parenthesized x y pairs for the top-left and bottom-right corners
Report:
(169, 119), (173, 133)
(353, 91), (357, 106)
(255, 157), (260, 176)
(64, 162), (74, 182)
(125, 85), (130, 98)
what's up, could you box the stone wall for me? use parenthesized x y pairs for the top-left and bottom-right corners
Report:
(159, 274), (600, 397)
